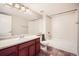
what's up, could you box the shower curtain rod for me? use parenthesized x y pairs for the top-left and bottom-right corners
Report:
(50, 9), (78, 16)
(29, 9), (78, 21)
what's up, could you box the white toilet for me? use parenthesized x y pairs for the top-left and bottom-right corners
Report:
(40, 40), (50, 52)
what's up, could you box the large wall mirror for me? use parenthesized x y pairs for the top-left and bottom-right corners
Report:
(0, 13), (12, 36)
(0, 13), (28, 40)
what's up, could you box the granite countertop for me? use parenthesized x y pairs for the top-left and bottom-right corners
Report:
(0, 35), (40, 50)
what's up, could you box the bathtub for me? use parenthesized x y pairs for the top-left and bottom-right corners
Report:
(40, 38), (77, 55)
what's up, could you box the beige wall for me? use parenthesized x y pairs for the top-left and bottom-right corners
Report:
(45, 16), (52, 40)
(12, 15), (28, 35)
(28, 18), (42, 35)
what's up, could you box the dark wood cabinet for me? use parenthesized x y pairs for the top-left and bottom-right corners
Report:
(19, 41), (29, 56)
(19, 48), (28, 56)
(35, 43), (40, 55)
(35, 39), (40, 55)
(29, 44), (35, 56)
(0, 37), (40, 56)
(0, 46), (18, 56)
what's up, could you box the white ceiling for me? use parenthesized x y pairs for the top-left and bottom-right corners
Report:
(23, 3), (79, 16)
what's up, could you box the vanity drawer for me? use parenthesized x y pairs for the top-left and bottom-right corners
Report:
(19, 40), (35, 49)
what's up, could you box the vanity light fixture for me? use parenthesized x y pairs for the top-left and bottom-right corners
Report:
(4, 3), (13, 8)
(8, 3), (13, 6)
(20, 6), (26, 11)
(5, 3), (30, 13)
(25, 7), (29, 11)
(13, 3), (20, 9)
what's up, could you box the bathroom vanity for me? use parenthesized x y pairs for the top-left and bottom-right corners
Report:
(0, 36), (40, 56)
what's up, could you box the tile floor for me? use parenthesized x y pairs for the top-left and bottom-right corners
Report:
(38, 46), (76, 56)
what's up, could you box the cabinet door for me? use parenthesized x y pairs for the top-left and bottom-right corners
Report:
(19, 48), (28, 56)
(0, 46), (17, 56)
(36, 43), (40, 55)
(29, 44), (35, 56)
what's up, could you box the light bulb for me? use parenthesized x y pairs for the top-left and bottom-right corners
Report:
(8, 3), (13, 6)
(14, 4), (20, 9)
(21, 6), (26, 11)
